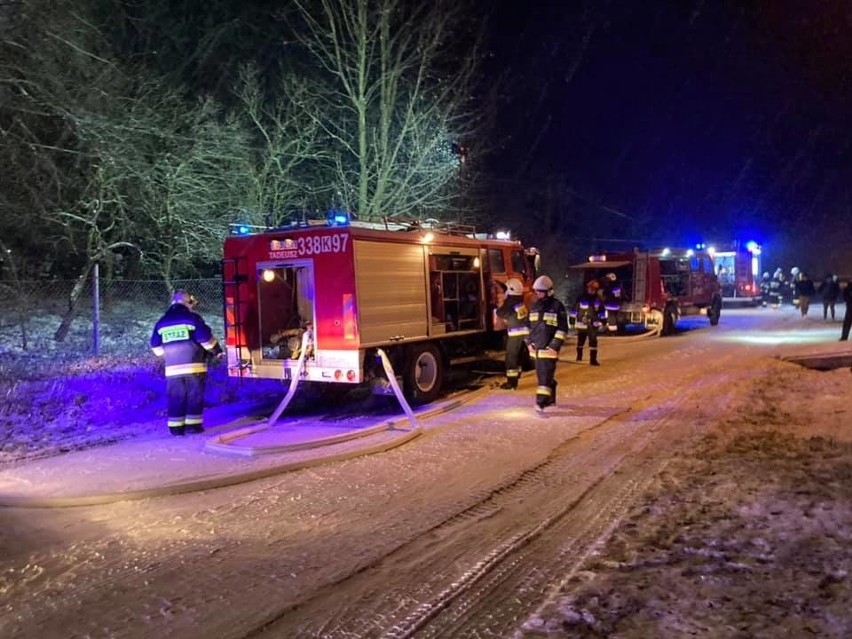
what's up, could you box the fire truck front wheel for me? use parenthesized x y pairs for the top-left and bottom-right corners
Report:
(661, 306), (677, 336)
(708, 296), (722, 326)
(403, 343), (444, 405)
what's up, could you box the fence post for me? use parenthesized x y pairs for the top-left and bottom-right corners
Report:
(92, 262), (100, 355)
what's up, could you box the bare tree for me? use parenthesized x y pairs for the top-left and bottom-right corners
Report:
(288, 0), (485, 220)
(50, 197), (139, 342)
(233, 64), (327, 223)
(77, 84), (254, 284)
(0, 239), (32, 349)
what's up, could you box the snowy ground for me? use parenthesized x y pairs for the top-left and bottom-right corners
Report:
(523, 360), (852, 637)
(1, 307), (851, 637)
(0, 312), (282, 468)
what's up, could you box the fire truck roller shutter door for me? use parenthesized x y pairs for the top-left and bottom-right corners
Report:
(354, 240), (429, 344)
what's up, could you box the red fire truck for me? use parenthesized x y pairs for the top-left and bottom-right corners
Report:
(568, 247), (722, 336)
(706, 240), (763, 306)
(222, 217), (539, 404)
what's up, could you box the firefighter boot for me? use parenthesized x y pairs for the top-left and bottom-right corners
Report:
(576, 347), (583, 362)
(169, 426), (186, 437)
(547, 380), (558, 407)
(590, 349), (600, 366)
(499, 378), (518, 390)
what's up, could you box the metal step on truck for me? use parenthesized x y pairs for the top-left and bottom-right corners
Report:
(222, 214), (540, 405)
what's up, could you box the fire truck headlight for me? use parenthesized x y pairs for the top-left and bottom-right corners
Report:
(261, 269), (276, 283)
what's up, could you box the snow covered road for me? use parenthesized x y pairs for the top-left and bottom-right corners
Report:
(2, 307), (851, 638)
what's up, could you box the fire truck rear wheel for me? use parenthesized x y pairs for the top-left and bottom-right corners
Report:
(661, 306), (677, 336)
(403, 343), (444, 405)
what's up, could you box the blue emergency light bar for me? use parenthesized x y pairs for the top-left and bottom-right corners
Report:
(327, 210), (351, 226)
(230, 223), (266, 236)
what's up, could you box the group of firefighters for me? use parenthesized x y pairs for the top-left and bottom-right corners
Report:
(147, 270), (851, 430)
(147, 263), (849, 429)
(148, 273), (621, 434)
(495, 273), (619, 413)
(760, 268), (851, 329)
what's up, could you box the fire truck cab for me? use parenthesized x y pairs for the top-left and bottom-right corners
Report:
(568, 247), (722, 336)
(222, 217), (538, 404)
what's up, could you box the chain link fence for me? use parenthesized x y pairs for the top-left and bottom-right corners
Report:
(0, 277), (225, 358)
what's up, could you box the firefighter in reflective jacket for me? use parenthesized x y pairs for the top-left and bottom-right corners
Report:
(571, 279), (607, 366)
(150, 290), (223, 436)
(495, 278), (529, 390)
(524, 275), (568, 412)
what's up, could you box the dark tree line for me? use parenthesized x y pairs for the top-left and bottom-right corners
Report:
(0, 0), (490, 284)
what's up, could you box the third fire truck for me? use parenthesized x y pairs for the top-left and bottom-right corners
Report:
(568, 247), (722, 336)
(222, 216), (539, 404)
(706, 239), (764, 306)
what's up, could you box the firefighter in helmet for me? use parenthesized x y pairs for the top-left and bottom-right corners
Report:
(495, 278), (529, 390)
(571, 278), (607, 366)
(524, 275), (568, 413)
(150, 290), (223, 436)
(769, 268), (785, 309)
(788, 267), (801, 305)
(759, 271), (771, 307)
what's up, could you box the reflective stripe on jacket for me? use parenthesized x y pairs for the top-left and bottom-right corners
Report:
(570, 292), (607, 330)
(496, 294), (530, 337)
(525, 295), (568, 352)
(150, 303), (222, 377)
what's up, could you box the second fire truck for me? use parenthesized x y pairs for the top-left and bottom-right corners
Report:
(568, 247), (722, 336)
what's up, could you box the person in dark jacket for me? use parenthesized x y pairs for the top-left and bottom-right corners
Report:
(793, 271), (816, 317)
(150, 290), (223, 436)
(819, 273), (840, 321)
(840, 280), (852, 341)
(524, 275), (568, 413)
(571, 279), (607, 366)
(495, 278), (529, 390)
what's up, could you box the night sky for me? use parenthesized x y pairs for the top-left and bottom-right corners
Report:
(484, 1), (852, 271)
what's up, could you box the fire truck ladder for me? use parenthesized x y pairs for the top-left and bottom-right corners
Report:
(634, 251), (648, 307)
(221, 256), (251, 377)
